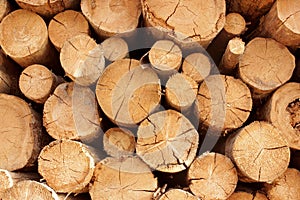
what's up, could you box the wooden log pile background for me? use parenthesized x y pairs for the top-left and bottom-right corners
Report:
(0, 0), (300, 200)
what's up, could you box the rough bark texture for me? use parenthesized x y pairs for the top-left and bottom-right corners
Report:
(16, 0), (80, 17)
(238, 37), (295, 99)
(96, 59), (161, 127)
(188, 152), (238, 200)
(181, 52), (212, 84)
(195, 75), (252, 135)
(89, 156), (158, 200)
(38, 140), (95, 193)
(226, 0), (275, 22)
(60, 34), (105, 86)
(254, 0), (300, 48)
(0, 9), (56, 68)
(48, 10), (90, 51)
(0, 51), (21, 95)
(219, 37), (245, 75)
(263, 168), (300, 200)
(81, 0), (141, 38)
(158, 189), (198, 200)
(1, 180), (59, 200)
(165, 73), (198, 112)
(19, 64), (64, 104)
(0, 0), (10, 22)
(259, 82), (300, 150)
(0, 94), (42, 171)
(149, 40), (182, 83)
(141, 0), (226, 48)
(225, 121), (290, 183)
(136, 110), (199, 173)
(43, 82), (101, 141)
(101, 37), (129, 62)
(227, 191), (268, 200)
(103, 127), (136, 158)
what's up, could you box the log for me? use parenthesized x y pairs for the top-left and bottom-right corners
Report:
(95, 59), (161, 127)
(19, 64), (64, 104)
(0, 51), (21, 95)
(60, 34), (105, 86)
(0, 0), (10, 22)
(149, 40), (182, 83)
(38, 140), (96, 193)
(165, 73), (198, 112)
(227, 191), (268, 200)
(259, 82), (300, 150)
(225, 121), (290, 183)
(263, 168), (300, 200)
(101, 36), (129, 62)
(207, 13), (246, 65)
(195, 75), (252, 134)
(89, 156), (158, 200)
(219, 37), (245, 75)
(16, 0), (80, 17)
(187, 152), (238, 200)
(158, 189), (198, 200)
(0, 94), (42, 171)
(238, 37), (295, 100)
(226, 0), (275, 22)
(1, 180), (59, 200)
(58, 193), (91, 200)
(181, 52), (212, 84)
(141, 0), (226, 48)
(253, 0), (300, 49)
(0, 9), (57, 68)
(103, 127), (136, 158)
(81, 0), (141, 38)
(48, 10), (90, 51)
(43, 82), (101, 141)
(136, 109), (199, 173)
(0, 169), (40, 198)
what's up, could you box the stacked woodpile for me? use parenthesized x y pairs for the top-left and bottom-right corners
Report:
(0, 0), (300, 199)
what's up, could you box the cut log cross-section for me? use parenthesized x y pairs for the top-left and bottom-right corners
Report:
(0, 0), (10, 22)
(43, 82), (101, 141)
(101, 36), (129, 62)
(103, 127), (136, 158)
(165, 73), (198, 112)
(96, 59), (161, 127)
(195, 75), (252, 134)
(0, 9), (56, 68)
(181, 52), (212, 84)
(60, 34), (105, 86)
(141, 0), (226, 48)
(48, 10), (90, 51)
(187, 152), (238, 200)
(149, 40), (182, 84)
(81, 0), (141, 38)
(0, 94), (42, 171)
(89, 156), (158, 200)
(19, 64), (64, 104)
(38, 140), (96, 193)
(136, 110), (199, 173)
(238, 37), (295, 100)
(159, 189), (198, 200)
(219, 37), (245, 75)
(260, 82), (300, 150)
(225, 121), (290, 183)
(16, 0), (80, 17)
(263, 168), (300, 200)
(254, 0), (300, 49)
(2, 180), (59, 200)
